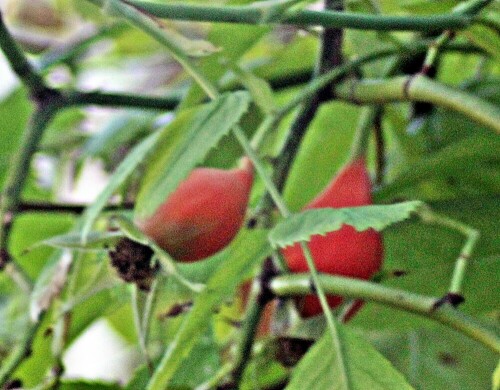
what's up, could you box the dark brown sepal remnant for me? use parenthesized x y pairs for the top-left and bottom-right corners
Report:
(432, 292), (465, 311)
(109, 237), (158, 291)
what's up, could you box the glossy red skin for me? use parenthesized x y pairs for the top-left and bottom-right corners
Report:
(136, 159), (253, 262)
(282, 158), (383, 317)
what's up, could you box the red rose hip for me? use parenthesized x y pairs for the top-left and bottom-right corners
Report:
(135, 158), (253, 262)
(282, 157), (383, 318)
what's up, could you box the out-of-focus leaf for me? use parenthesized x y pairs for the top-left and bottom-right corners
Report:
(154, 21), (220, 57)
(181, 19), (269, 108)
(352, 256), (499, 330)
(0, 288), (29, 348)
(169, 327), (221, 388)
(0, 88), (32, 188)
(80, 130), (162, 242)
(147, 230), (271, 390)
(463, 25), (500, 62)
(371, 326), (498, 390)
(81, 111), (156, 160)
(269, 202), (423, 249)
(66, 284), (130, 345)
(59, 380), (121, 390)
(286, 327), (414, 390)
(135, 91), (250, 220)
(239, 338), (288, 390)
(30, 252), (72, 321)
(401, 0), (457, 14)
(27, 231), (123, 252)
(12, 311), (55, 387)
(40, 108), (86, 153)
(284, 102), (361, 211)
(375, 135), (500, 201)
(352, 196), (500, 329)
(251, 34), (316, 85)
(232, 64), (277, 115)
(9, 213), (75, 278)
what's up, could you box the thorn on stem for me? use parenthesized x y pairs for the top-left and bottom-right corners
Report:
(257, 257), (279, 305)
(0, 248), (11, 270)
(432, 292), (465, 311)
(2, 379), (23, 390)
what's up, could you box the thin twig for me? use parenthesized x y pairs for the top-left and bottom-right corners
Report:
(0, 12), (49, 99)
(110, 0), (473, 31)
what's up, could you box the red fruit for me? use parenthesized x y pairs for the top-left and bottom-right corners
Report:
(282, 157), (383, 318)
(135, 158), (253, 262)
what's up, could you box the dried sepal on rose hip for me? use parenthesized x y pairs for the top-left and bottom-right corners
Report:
(109, 237), (158, 291)
(282, 157), (384, 318)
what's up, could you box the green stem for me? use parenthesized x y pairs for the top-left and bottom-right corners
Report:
(141, 279), (158, 353)
(233, 126), (290, 217)
(231, 280), (267, 384)
(66, 91), (181, 110)
(195, 362), (234, 390)
(418, 207), (480, 295)
(132, 285), (153, 372)
(0, 12), (47, 98)
(334, 75), (500, 133)
(123, 1), (472, 31)
(300, 243), (350, 389)
(270, 274), (500, 353)
(421, 30), (454, 74)
(349, 106), (380, 161)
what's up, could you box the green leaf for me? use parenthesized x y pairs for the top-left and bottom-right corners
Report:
(12, 312), (55, 387)
(372, 326), (498, 390)
(147, 230), (271, 390)
(27, 231), (124, 252)
(170, 327), (221, 388)
(352, 196), (500, 330)
(283, 102), (360, 211)
(30, 253), (72, 321)
(180, 20), (269, 108)
(135, 91), (251, 220)
(67, 284), (130, 345)
(0, 88), (32, 189)
(81, 111), (156, 160)
(464, 25), (500, 62)
(269, 201), (423, 249)
(286, 327), (414, 390)
(375, 135), (500, 201)
(401, 0), (457, 14)
(231, 64), (277, 115)
(10, 213), (75, 278)
(60, 381), (121, 390)
(80, 130), (162, 242)
(494, 359), (500, 390)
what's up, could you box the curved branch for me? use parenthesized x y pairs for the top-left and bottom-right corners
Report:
(270, 273), (500, 354)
